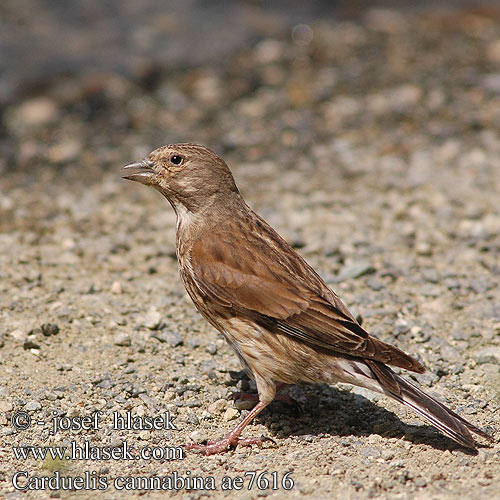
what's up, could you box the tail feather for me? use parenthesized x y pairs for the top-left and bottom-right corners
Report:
(392, 376), (474, 448)
(366, 361), (492, 449)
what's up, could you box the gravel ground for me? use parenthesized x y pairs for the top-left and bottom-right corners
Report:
(1, 3), (500, 499)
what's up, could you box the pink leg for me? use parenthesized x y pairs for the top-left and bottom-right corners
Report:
(233, 383), (299, 408)
(186, 401), (274, 455)
(233, 382), (287, 401)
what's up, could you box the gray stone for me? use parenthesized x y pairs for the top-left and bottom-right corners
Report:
(151, 331), (183, 347)
(10, 329), (27, 342)
(113, 332), (132, 347)
(476, 347), (500, 365)
(338, 262), (376, 281)
(41, 323), (60, 336)
(185, 337), (201, 349)
(183, 412), (199, 425)
(360, 446), (381, 458)
(143, 308), (162, 330)
(394, 318), (411, 336)
(25, 400), (42, 411)
(206, 343), (218, 355)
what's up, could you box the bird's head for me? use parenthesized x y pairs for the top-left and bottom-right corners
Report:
(122, 143), (239, 214)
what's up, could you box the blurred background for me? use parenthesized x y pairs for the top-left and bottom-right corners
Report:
(2, 0), (500, 179)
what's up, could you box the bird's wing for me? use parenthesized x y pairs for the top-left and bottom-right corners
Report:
(190, 232), (424, 373)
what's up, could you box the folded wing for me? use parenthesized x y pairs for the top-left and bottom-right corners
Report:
(190, 230), (424, 374)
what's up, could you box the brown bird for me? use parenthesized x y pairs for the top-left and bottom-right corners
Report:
(123, 143), (492, 454)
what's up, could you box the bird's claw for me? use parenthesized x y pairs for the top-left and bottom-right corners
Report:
(232, 391), (302, 412)
(232, 391), (258, 401)
(185, 435), (275, 455)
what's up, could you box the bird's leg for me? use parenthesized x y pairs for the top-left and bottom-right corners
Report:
(233, 382), (301, 411)
(186, 400), (273, 455)
(273, 383), (299, 407)
(233, 382), (286, 402)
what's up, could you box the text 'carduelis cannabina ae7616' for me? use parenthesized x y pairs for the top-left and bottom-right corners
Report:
(122, 143), (492, 455)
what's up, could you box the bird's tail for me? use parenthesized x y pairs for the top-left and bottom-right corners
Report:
(366, 359), (492, 449)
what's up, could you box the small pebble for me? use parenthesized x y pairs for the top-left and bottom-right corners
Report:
(208, 399), (227, 414)
(476, 347), (500, 365)
(113, 332), (132, 347)
(360, 446), (381, 459)
(206, 343), (218, 355)
(143, 308), (162, 330)
(25, 400), (42, 411)
(23, 337), (40, 350)
(223, 407), (239, 422)
(0, 400), (13, 412)
(10, 329), (26, 342)
(189, 430), (205, 444)
(184, 413), (200, 425)
(338, 262), (375, 281)
(186, 337), (201, 349)
(151, 331), (183, 347)
(8, 97), (60, 129)
(41, 323), (60, 336)
(234, 399), (256, 411)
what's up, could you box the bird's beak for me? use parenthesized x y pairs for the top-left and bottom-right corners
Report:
(122, 159), (155, 185)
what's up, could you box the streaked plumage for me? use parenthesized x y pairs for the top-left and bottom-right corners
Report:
(123, 143), (492, 454)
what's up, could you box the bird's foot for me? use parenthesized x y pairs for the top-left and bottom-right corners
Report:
(232, 392), (302, 413)
(232, 391), (259, 402)
(276, 393), (302, 411)
(186, 435), (275, 455)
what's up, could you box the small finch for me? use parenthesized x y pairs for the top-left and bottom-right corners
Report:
(123, 143), (492, 454)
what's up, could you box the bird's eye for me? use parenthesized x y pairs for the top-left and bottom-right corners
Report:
(170, 154), (184, 166)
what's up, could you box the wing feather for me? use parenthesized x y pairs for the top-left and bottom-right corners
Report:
(190, 226), (424, 373)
